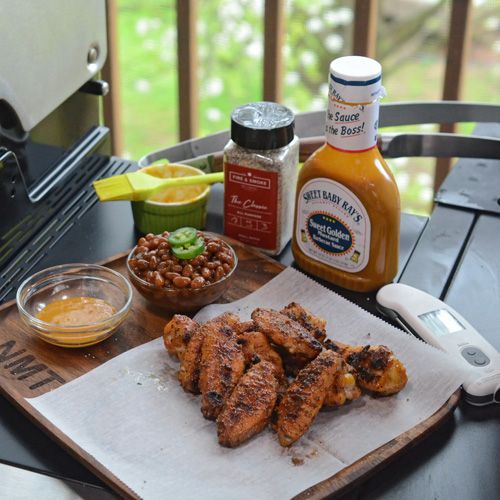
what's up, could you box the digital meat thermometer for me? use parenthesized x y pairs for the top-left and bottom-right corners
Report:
(376, 283), (500, 406)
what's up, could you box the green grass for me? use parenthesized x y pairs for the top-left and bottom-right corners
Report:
(116, 2), (180, 159)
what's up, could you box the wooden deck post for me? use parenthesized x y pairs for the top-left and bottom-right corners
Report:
(353, 0), (378, 58)
(263, 0), (285, 103)
(435, 0), (473, 192)
(177, 0), (199, 141)
(101, 0), (123, 156)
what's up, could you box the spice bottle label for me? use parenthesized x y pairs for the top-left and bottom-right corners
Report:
(224, 162), (279, 250)
(295, 177), (371, 272)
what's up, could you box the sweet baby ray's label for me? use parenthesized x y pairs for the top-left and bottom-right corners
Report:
(295, 178), (371, 272)
(326, 99), (379, 152)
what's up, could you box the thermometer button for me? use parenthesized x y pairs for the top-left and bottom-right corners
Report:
(461, 346), (490, 367)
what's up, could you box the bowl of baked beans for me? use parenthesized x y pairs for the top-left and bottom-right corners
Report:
(126, 229), (238, 312)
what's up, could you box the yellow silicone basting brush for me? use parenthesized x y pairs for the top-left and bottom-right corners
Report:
(93, 170), (224, 202)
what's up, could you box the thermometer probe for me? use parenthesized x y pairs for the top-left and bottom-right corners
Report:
(376, 283), (500, 406)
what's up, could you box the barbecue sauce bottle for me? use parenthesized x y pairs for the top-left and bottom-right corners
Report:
(292, 56), (400, 292)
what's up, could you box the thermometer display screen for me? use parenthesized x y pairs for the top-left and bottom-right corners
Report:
(419, 308), (465, 337)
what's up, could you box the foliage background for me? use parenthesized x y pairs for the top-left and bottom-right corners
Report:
(115, 0), (500, 215)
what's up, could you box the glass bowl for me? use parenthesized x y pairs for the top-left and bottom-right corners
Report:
(126, 233), (238, 313)
(16, 264), (133, 348)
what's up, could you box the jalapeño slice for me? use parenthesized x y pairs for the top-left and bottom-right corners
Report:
(171, 237), (205, 259)
(168, 227), (198, 247)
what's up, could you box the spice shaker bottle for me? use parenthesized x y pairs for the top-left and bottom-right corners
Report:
(223, 102), (299, 255)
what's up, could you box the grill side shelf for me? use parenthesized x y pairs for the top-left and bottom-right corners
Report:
(0, 156), (136, 304)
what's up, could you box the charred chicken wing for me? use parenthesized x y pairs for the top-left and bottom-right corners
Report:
(163, 314), (199, 362)
(236, 327), (288, 393)
(323, 360), (361, 406)
(276, 350), (343, 447)
(326, 341), (408, 396)
(199, 313), (245, 420)
(178, 312), (239, 394)
(177, 326), (206, 394)
(251, 308), (323, 359)
(217, 361), (279, 448)
(280, 302), (327, 342)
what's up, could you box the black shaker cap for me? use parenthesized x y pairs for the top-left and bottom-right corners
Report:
(230, 101), (295, 150)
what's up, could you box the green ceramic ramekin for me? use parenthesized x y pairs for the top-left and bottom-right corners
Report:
(131, 164), (211, 234)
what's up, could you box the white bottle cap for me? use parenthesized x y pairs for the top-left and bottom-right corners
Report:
(329, 56), (385, 104)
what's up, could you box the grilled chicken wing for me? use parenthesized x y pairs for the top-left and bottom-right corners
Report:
(177, 327), (206, 394)
(217, 361), (279, 448)
(163, 314), (199, 362)
(251, 308), (323, 359)
(199, 313), (245, 420)
(276, 350), (343, 447)
(277, 350), (312, 378)
(178, 312), (239, 394)
(323, 360), (361, 406)
(326, 341), (408, 396)
(236, 327), (288, 393)
(280, 302), (327, 342)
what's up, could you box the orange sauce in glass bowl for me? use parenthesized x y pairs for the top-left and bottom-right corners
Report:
(36, 297), (116, 325)
(17, 263), (132, 348)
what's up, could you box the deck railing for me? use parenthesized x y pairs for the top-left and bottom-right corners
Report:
(102, 0), (473, 193)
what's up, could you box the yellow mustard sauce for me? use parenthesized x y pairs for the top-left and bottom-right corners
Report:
(145, 164), (206, 203)
(36, 297), (116, 325)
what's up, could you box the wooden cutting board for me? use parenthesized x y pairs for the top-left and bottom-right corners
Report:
(0, 236), (460, 500)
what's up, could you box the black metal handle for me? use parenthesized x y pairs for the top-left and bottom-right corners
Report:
(78, 79), (109, 96)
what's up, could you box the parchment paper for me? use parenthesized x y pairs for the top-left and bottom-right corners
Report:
(27, 268), (471, 500)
